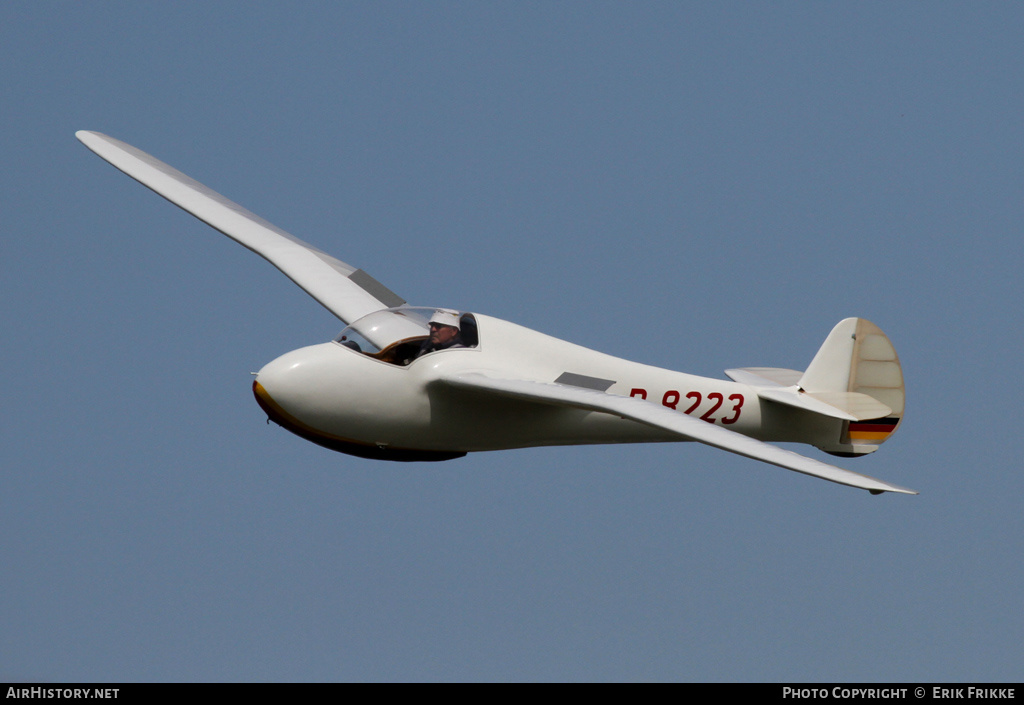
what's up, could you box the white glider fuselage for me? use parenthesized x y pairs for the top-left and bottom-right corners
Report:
(254, 312), (821, 459)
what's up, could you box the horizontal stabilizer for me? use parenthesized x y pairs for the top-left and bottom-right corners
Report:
(725, 367), (803, 387)
(756, 388), (892, 422)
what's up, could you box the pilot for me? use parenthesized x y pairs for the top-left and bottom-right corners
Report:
(416, 309), (465, 358)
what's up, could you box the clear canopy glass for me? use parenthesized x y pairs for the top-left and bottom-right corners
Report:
(334, 307), (478, 365)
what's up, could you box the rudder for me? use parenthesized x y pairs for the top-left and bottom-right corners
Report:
(800, 318), (905, 456)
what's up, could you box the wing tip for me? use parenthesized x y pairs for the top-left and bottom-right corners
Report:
(869, 485), (918, 496)
(75, 130), (108, 151)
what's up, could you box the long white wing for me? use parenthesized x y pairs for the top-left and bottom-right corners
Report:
(442, 372), (917, 495)
(76, 131), (403, 324)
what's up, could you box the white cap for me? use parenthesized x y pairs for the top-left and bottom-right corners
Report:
(428, 309), (461, 329)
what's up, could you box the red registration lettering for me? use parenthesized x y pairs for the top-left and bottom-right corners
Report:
(684, 391), (701, 415)
(639, 387), (744, 425)
(701, 392), (724, 423)
(662, 390), (679, 410)
(720, 394), (744, 424)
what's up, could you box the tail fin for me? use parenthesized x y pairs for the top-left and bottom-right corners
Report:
(726, 318), (904, 457)
(800, 318), (905, 456)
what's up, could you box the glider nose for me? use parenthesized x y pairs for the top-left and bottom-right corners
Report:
(252, 376), (287, 426)
(252, 343), (341, 431)
(252, 355), (301, 430)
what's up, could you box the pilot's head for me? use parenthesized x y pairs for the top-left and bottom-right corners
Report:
(428, 309), (461, 345)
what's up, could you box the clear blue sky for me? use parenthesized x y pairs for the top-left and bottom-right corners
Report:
(2, 2), (1021, 682)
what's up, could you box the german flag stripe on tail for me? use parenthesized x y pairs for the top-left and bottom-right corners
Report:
(848, 417), (901, 442)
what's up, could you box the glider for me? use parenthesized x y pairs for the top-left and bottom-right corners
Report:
(77, 131), (915, 495)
